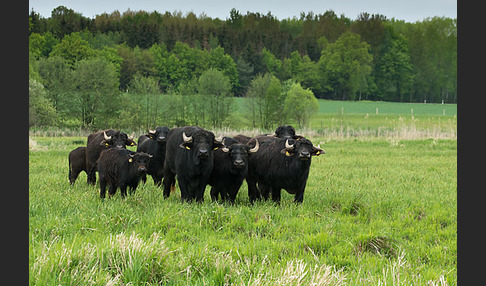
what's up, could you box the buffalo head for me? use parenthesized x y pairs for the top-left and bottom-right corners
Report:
(100, 130), (137, 149)
(128, 152), (152, 174)
(148, 126), (170, 143)
(280, 138), (325, 161)
(221, 138), (259, 168)
(179, 130), (224, 160)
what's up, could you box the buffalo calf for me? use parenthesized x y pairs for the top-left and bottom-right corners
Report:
(68, 146), (86, 184)
(85, 129), (137, 186)
(97, 148), (152, 199)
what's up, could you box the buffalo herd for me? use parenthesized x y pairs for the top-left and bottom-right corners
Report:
(68, 125), (325, 204)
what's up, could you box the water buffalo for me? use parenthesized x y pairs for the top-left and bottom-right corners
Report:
(246, 137), (324, 204)
(97, 148), (152, 199)
(68, 146), (86, 184)
(162, 126), (224, 203)
(85, 129), (136, 185)
(208, 137), (259, 204)
(273, 125), (297, 139)
(136, 126), (171, 186)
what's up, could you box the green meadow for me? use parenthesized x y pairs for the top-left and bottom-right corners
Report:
(29, 101), (457, 285)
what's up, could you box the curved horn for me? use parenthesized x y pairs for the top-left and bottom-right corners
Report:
(103, 131), (111, 140)
(182, 132), (192, 143)
(149, 129), (156, 134)
(215, 135), (223, 143)
(221, 138), (230, 152)
(285, 139), (294, 149)
(249, 138), (259, 153)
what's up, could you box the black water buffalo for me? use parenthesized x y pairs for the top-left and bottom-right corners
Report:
(85, 129), (136, 185)
(273, 125), (297, 139)
(68, 146), (86, 184)
(97, 148), (152, 199)
(233, 125), (299, 145)
(246, 137), (324, 204)
(208, 137), (259, 204)
(136, 126), (171, 185)
(162, 126), (224, 203)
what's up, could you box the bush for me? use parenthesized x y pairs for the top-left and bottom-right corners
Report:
(29, 78), (58, 127)
(283, 83), (318, 128)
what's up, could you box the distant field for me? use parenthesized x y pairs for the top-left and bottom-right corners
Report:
(230, 99), (457, 140)
(317, 100), (457, 116)
(233, 98), (457, 116)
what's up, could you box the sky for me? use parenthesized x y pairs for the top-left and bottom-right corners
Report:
(28, 0), (457, 23)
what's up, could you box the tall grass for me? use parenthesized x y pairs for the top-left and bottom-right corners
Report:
(29, 129), (456, 284)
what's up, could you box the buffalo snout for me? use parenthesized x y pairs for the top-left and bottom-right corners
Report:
(157, 136), (166, 143)
(198, 148), (209, 158)
(300, 150), (311, 160)
(233, 159), (245, 167)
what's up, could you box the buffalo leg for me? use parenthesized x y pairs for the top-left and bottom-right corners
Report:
(259, 184), (271, 201)
(177, 179), (191, 203)
(294, 189), (305, 203)
(120, 184), (127, 198)
(247, 178), (260, 204)
(153, 175), (162, 187)
(99, 177), (107, 199)
(210, 186), (219, 202)
(227, 188), (237, 205)
(69, 170), (80, 185)
(194, 183), (205, 203)
(153, 169), (164, 187)
(87, 166), (97, 185)
(162, 168), (176, 199)
(271, 188), (281, 204)
(108, 183), (117, 197)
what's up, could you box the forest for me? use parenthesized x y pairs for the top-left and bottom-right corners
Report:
(29, 6), (456, 130)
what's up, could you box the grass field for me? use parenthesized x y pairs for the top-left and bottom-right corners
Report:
(29, 100), (457, 285)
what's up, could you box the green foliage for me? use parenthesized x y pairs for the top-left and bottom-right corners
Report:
(29, 7), (456, 130)
(29, 78), (58, 127)
(318, 32), (373, 100)
(127, 73), (161, 130)
(374, 26), (414, 101)
(208, 46), (239, 93)
(245, 73), (283, 129)
(37, 56), (73, 117)
(197, 68), (234, 128)
(284, 82), (319, 128)
(50, 32), (96, 68)
(71, 58), (119, 128)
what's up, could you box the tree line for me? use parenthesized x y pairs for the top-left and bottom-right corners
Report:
(29, 6), (456, 130)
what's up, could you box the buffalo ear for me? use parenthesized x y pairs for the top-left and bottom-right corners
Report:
(127, 139), (137, 146)
(280, 148), (294, 156)
(213, 141), (225, 150)
(312, 145), (325, 156)
(146, 133), (156, 140)
(179, 142), (191, 150)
